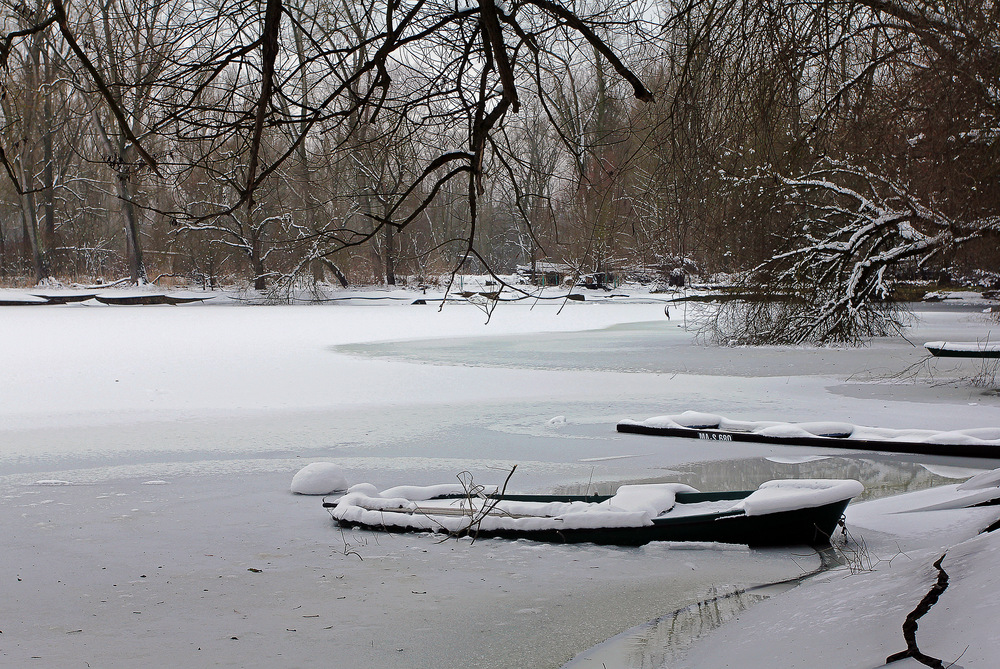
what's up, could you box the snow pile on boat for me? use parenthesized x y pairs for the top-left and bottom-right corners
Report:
(329, 479), (862, 533)
(290, 462), (349, 495)
(620, 410), (1000, 445)
(330, 482), (699, 532)
(958, 468), (1000, 491)
(732, 479), (864, 517)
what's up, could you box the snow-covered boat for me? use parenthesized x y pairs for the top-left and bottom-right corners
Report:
(95, 293), (212, 305)
(618, 411), (1000, 459)
(924, 340), (1000, 358)
(0, 291), (49, 306)
(29, 292), (97, 304)
(325, 479), (863, 547)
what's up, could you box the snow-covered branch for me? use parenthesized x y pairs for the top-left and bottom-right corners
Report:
(706, 159), (997, 345)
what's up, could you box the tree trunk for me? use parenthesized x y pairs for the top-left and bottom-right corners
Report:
(41, 45), (57, 266)
(319, 257), (349, 287)
(20, 192), (47, 283)
(251, 229), (266, 290)
(0, 217), (6, 276)
(15, 156), (48, 282)
(92, 109), (147, 283)
(385, 223), (395, 285)
(117, 174), (147, 284)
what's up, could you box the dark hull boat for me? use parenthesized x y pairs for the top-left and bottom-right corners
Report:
(327, 479), (862, 547)
(30, 292), (97, 304)
(924, 341), (1000, 358)
(95, 293), (212, 305)
(617, 411), (1000, 459)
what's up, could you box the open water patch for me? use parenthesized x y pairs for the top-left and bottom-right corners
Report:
(334, 321), (924, 378)
(563, 548), (843, 668)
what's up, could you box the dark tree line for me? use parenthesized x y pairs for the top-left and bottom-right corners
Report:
(1, 0), (996, 341)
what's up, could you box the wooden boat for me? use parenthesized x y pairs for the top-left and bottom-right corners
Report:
(159, 294), (213, 305)
(30, 292), (97, 304)
(924, 341), (1000, 358)
(617, 412), (1000, 459)
(0, 294), (49, 306)
(326, 479), (863, 547)
(95, 293), (212, 305)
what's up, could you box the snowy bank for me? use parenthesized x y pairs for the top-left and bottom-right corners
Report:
(675, 471), (1000, 669)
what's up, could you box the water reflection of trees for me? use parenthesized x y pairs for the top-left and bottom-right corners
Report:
(620, 587), (767, 669)
(556, 456), (978, 501)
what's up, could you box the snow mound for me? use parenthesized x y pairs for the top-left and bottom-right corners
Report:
(919, 464), (986, 479)
(599, 483), (699, 516)
(755, 424), (818, 439)
(379, 483), (467, 500)
(957, 467), (1000, 491)
(673, 411), (723, 429)
(795, 422), (855, 438)
(718, 418), (783, 432)
(731, 479), (864, 517)
(290, 463), (349, 495)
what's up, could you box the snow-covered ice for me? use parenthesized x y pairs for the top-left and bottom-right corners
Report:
(675, 476), (1000, 669)
(1, 286), (998, 668)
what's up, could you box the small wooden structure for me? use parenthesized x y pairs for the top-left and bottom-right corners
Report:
(517, 261), (574, 287)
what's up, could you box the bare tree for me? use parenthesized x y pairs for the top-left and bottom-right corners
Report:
(0, 2), (60, 281)
(2, 0), (654, 285)
(686, 0), (1000, 343)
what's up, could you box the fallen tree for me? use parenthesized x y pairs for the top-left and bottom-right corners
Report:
(705, 160), (1000, 345)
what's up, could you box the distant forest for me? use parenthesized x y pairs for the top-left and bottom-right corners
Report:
(1, 0), (997, 292)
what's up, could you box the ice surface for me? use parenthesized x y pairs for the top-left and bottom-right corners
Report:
(2, 291), (999, 669)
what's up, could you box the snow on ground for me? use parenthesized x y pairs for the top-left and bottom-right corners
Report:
(674, 483), (1000, 669)
(1, 286), (999, 668)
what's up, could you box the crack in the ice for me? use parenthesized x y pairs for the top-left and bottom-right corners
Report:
(885, 553), (950, 668)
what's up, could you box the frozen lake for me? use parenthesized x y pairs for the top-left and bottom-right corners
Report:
(1, 297), (998, 667)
